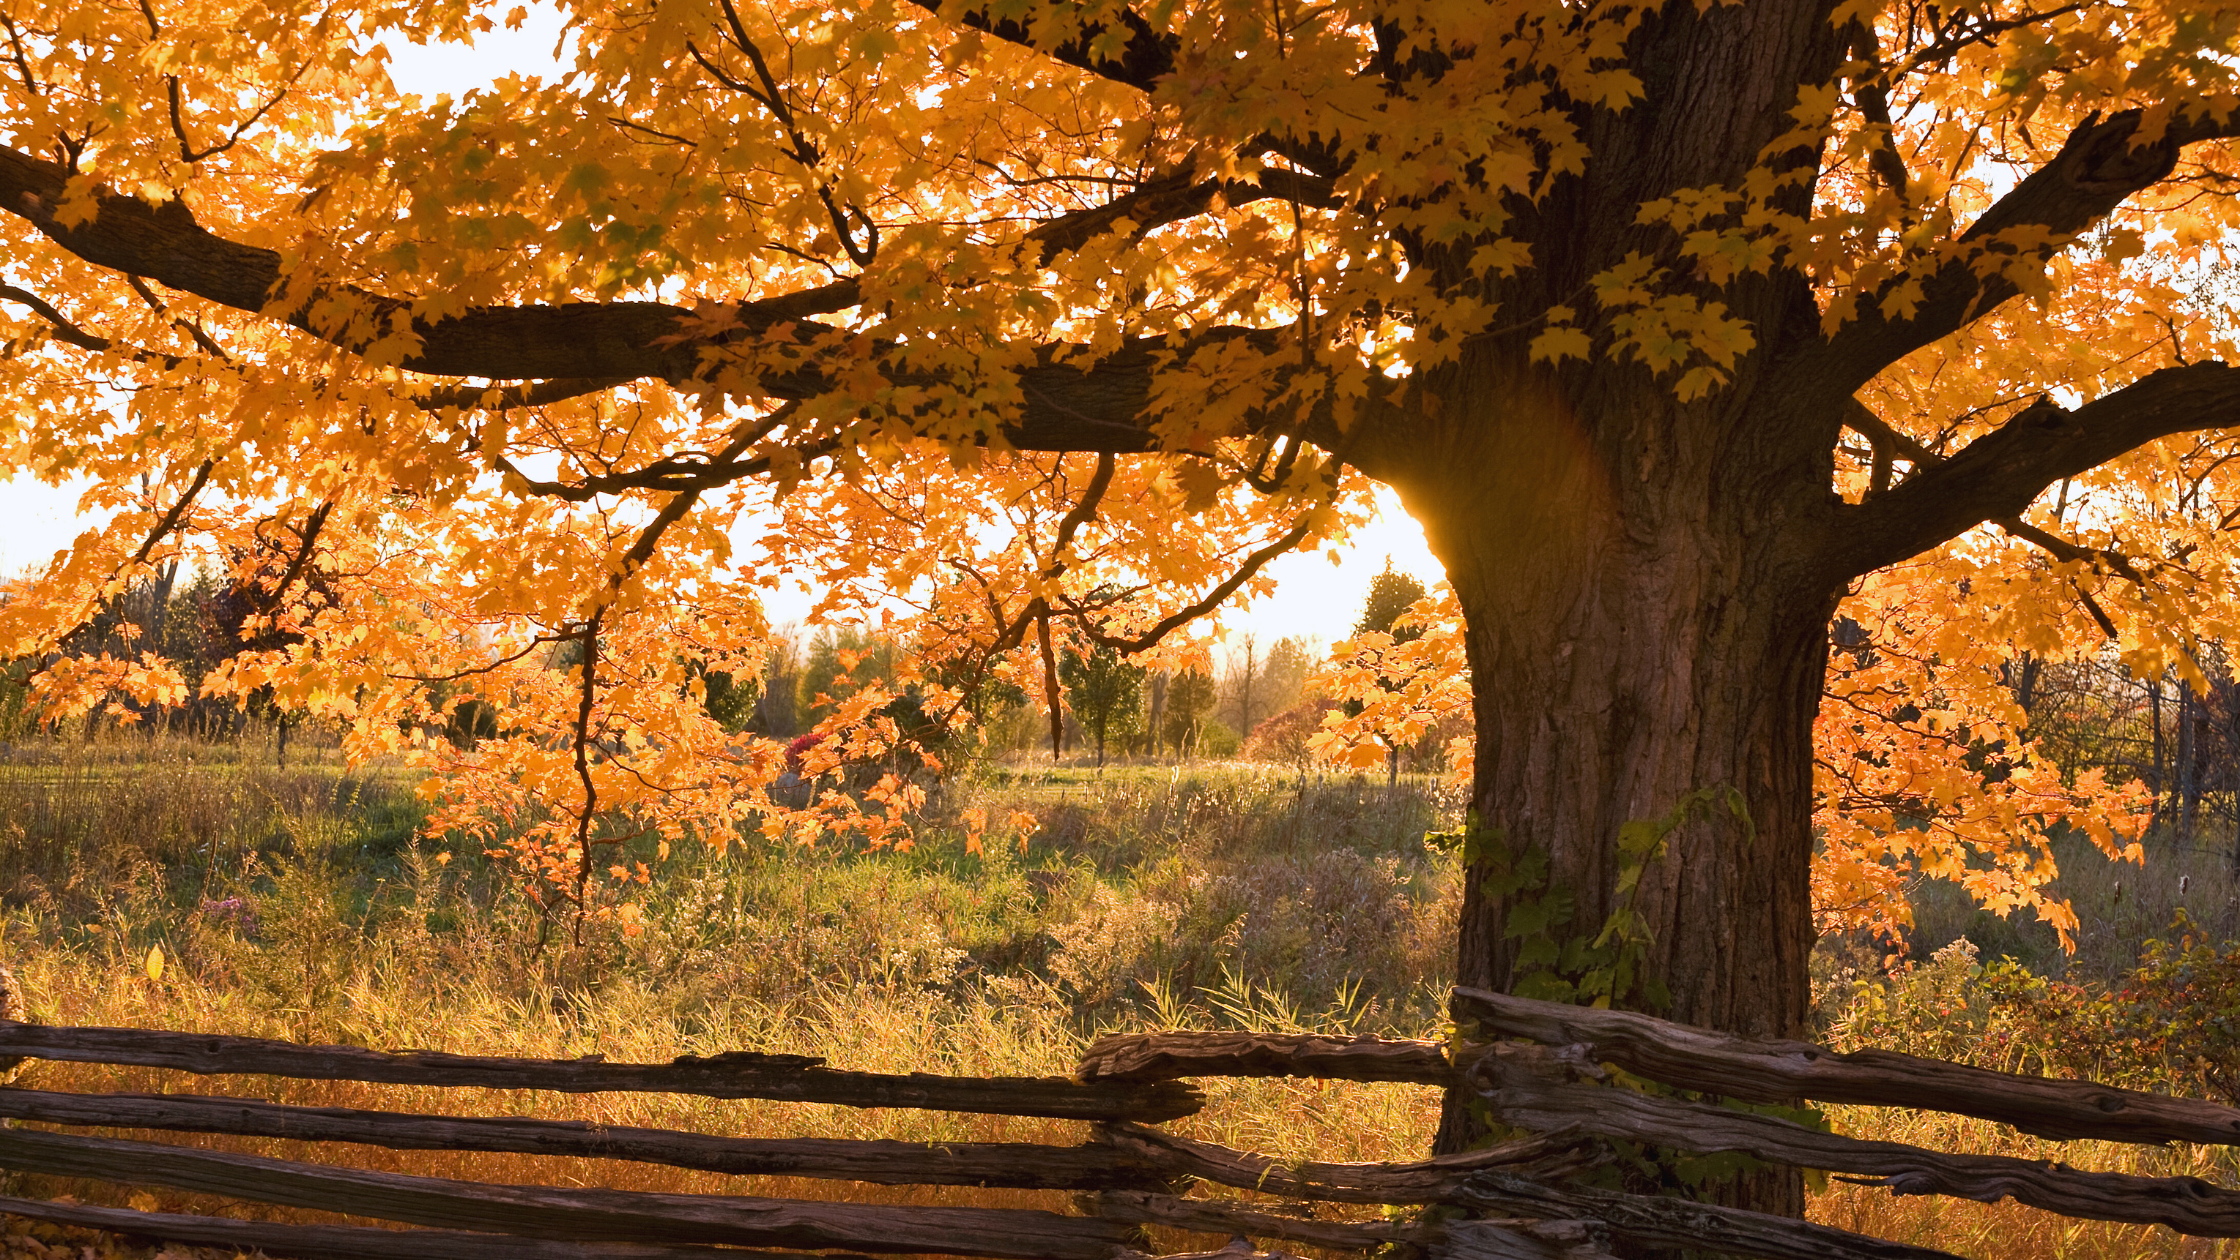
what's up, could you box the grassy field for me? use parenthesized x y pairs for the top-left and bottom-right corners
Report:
(0, 738), (1456, 1256)
(1, 734), (2237, 1257)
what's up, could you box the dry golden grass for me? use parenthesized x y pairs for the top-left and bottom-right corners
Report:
(6, 742), (2238, 1260)
(1, 944), (1436, 1260)
(0, 751), (1448, 1253)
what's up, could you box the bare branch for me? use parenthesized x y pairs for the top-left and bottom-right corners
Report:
(0, 283), (131, 356)
(693, 0), (879, 266)
(0, 14), (41, 98)
(168, 61), (308, 163)
(1044, 450), (1116, 576)
(129, 458), (215, 567)
(260, 500), (335, 612)
(391, 630), (583, 684)
(1886, 4), (2091, 78)
(1082, 510), (1318, 653)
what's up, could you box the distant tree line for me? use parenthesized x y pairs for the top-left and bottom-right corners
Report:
(0, 539), (331, 759)
(8, 560), (1438, 776)
(737, 625), (1324, 768)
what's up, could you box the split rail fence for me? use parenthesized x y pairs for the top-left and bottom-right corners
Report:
(0, 987), (2238, 1260)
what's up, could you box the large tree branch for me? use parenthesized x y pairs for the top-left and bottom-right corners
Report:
(1823, 361), (2240, 579)
(0, 144), (1336, 451)
(0, 281), (630, 412)
(1808, 109), (2240, 392)
(0, 141), (710, 379)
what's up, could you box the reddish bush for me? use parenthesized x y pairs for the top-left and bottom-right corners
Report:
(1242, 698), (1341, 764)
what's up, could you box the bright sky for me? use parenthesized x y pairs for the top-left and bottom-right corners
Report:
(0, 8), (1448, 648)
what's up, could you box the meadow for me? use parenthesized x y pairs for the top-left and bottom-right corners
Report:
(0, 731), (2237, 1258)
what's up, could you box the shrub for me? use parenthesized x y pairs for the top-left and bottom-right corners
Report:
(1826, 917), (2240, 1102)
(2106, 911), (2240, 1100)
(1243, 698), (1341, 764)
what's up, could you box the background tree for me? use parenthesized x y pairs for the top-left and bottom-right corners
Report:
(1243, 695), (1343, 766)
(1162, 669), (1218, 758)
(1219, 635), (1260, 742)
(1059, 642), (1146, 767)
(1346, 564), (1429, 785)
(1355, 565), (1429, 643)
(796, 629), (900, 730)
(1254, 638), (1316, 728)
(751, 634), (804, 738)
(1217, 633), (1313, 740)
(8, 0), (2240, 1220)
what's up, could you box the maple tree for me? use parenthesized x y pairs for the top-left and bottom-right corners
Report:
(4, 0), (2240, 1214)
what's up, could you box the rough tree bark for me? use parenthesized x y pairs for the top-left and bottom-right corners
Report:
(1345, 8), (1851, 1215)
(1384, 362), (1838, 1215)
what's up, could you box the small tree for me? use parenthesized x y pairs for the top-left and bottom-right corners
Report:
(1162, 669), (1217, 757)
(1352, 563), (1428, 785)
(1356, 562), (1428, 640)
(751, 634), (803, 737)
(1059, 643), (1145, 768)
(795, 627), (898, 727)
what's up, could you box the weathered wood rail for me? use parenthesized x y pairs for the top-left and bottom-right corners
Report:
(0, 988), (2236, 1260)
(0, 1086), (1173, 1190)
(0, 1023), (1201, 1121)
(1450, 985), (2240, 1145)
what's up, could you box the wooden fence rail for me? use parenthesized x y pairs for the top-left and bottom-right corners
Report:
(1467, 1043), (2240, 1236)
(1450, 985), (2240, 1145)
(0, 1087), (1174, 1190)
(2, 989), (2236, 1260)
(0, 1023), (1201, 1122)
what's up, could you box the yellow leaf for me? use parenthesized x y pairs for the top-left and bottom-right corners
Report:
(144, 944), (164, 984)
(1529, 326), (1592, 365)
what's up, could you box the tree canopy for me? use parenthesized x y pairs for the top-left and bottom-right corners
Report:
(7, 0), (2240, 1195)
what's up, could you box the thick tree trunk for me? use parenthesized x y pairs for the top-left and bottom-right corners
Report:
(1380, 360), (1839, 1222)
(1343, 11), (1853, 1226)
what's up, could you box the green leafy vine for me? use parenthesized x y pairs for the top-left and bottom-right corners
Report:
(1432, 784), (1752, 1014)
(1433, 787), (1829, 1203)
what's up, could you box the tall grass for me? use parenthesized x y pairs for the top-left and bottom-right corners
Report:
(1898, 825), (2240, 983)
(1808, 937), (2240, 1258)
(8, 742), (2240, 1259)
(0, 748), (1455, 1243)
